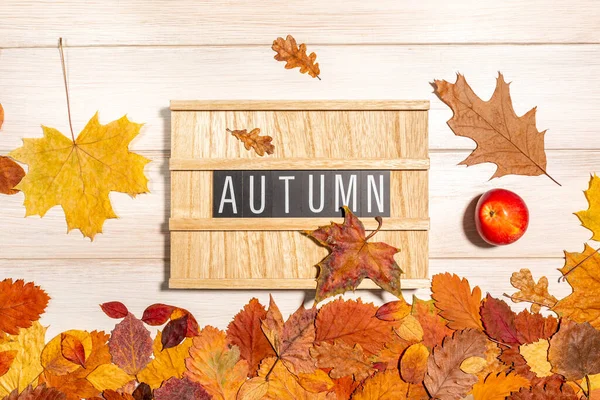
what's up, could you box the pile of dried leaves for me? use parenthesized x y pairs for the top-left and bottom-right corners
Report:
(1, 250), (600, 400)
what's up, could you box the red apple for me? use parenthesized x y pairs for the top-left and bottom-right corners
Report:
(475, 189), (529, 245)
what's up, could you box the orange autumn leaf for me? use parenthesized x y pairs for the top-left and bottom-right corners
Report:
(434, 73), (558, 185)
(272, 35), (321, 80)
(0, 351), (16, 377)
(0, 156), (25, 195)
(102, 390), (135, 400)
(411, 297), (453, 349)
(0, 103), (4, 130)
(400, 343), (429, 384)
(351, 369), (428, 400)
(305, 206), (402, 302)
(310, 341), (375, 381)
(60, 333), (86, 368)
(3, 384), (66, 400)
(472, 372), (530, 400)
(0, 279), (50, 335)
(227, 128), (274, 157)
(376, 298), (412, 322)
(431, 273), (483, 331)
(297, 369), (335, 394)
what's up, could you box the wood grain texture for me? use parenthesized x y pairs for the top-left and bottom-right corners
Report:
(0, 0), (598, 47)
(0, 46), (598, 153)
(168, 278), (430, 289)
(170, 158), (430, 170)
(171, 100), (430, 111)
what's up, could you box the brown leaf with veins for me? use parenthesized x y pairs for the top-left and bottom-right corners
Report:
(310, 341), (375, 381)
(514, 309), (558, 344)
(108, 313), (153, 375)
(228, 128), (274, 157)
(3, 385), (66, 400)
(272, 35), (321, 79)
(434, 73), (558, 185)
(0, 156), (25, 195)
(424, 329), (487, 400)
(305, 206), (402, 302)
(507, 269), (558, 313)
(548, 321), (600, 381)
(432, 273), (483, 331)
(0, 279), (50, 335)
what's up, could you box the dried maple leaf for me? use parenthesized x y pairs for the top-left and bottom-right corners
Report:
(305, 206), (403, 302)
(310, 341), (375, 381)
(423, 329), (487, 400)
(261, 296), (316, 374)
(226, 298), (275, 377)
(471, 371), (530, 400)
(576, 174), (600, 240)
(548, 321), (600, 381)
(272, 35), (321, 79)
(8, 113), (150, 240)
(315, 298), (395, 356)
(0, 279), (49, 336)
(3, 384), (66, 400)
(154, 377), (210, 400)
(520, 339), (552, 378)
(411, 297), (453, 349)
(434, 73), (558, 185)
(108, 314), (152, 376)
(184, 326), (249, 400)
(480, 295), (520, 346)
(400, 343), (429, 384)
(227, 128), (275, 157)
(352, 369), (429, 400)
(553, 244), (600, 328)
(432, 273), (483, 331)
(507, 269), (558, 313)
(0, 156), (25, 195)
(137, 331), (192, 390)
(0, 351), (16, 377)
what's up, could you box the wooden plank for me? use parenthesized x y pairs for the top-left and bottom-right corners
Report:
(168, 278), (430, 289)
(0, 46), (598, 153)
(170, 100), (430, 111)
(170, 158), (430, 171)
(169, 218), (430, 231)
(1, 0), (598, 47)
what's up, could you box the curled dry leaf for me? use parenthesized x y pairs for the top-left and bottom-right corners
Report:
(548, 321), (600, 381)
(161, 315), (188, 350)
(434, 73), (558, 185)
(272, 35), (321, 79)
(507, 269), (558, 313)
(100, 302), (129, 319)
(576, 174), (600, 241)
(228, 128), (275, 157)
(431, 273), (483, 331)
(8, 113), (150, 240)
(305, 206), (402, 303)
(42, 330), (93, 376)
(520, 339), (552, 378)
(0, 156), (25, 195)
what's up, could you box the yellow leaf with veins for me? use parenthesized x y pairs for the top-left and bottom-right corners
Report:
(576, 174), (600, 241)
(9, 113), (150, 240)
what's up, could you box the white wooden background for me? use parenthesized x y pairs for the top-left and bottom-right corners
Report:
(1, 0), (599, 339)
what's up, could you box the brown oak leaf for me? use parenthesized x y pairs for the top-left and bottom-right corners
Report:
(423, 329), (487, 400)
(154, 377), (211, 400)
(411, 297), (453, 349)
(261, 296), (316, 374)
(0, 279), (50, 335)
(0, 156), (25, 195)
(507, 269), (558, 313)
(434, 73), (558, 184)
(553, 244), (600, 328)
(310, 341), (375, 381)
(108, 313), (153, 375)
(305, 206), (402, 302)
(548, 321), (600, 381)
(226, 298), (275, 377)
(480, 295), (520, 345)
(431, 273), (483, 331)
(272, 35), (321, 79)
(315, 298), (395, 356)
(3, 385), (66, 400)
(228, 128), (275, 157)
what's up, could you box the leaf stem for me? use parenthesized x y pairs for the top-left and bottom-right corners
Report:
(58, 38), (76, 142)
(365, 216), (383, 241)
(559, 245), (600, 282)
(502, 293), (554, 309)
(264, 357), (279, 381)
(586, 374), (592, 399)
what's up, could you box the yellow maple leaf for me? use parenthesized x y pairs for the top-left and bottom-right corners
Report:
(9, 113), (150, 240)
(86, 363), (134, 391)
(0, 322), (46, 397)
(519, 339), (552, 378)
(471, 372), (530, 400)
(138, 331), (192, 389)
(552, 244), (600, 328)
(576, 174), (600, 241)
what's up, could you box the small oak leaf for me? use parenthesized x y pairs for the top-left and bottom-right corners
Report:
(507, 269), (558, 313)
(432, 273), (483, 331)
(305, 206), (402, 303)
(471, 372), (530, 400)
(310, 341), (375, 381)
(576, 174), (600, 240)
(0, 156), (25, 195)
(272, 35), (321, 79)
(548, 321), (600, 381)
(228, 128), (274, 157)
(8, 113), (150, 240)
(434, 73), (557, 184)
(519, 339), (552, 378)
(0, 279), (50, 336)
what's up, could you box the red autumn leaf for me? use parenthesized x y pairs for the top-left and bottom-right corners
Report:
(60, 333), (86, 368)
(154, 377), (211, 400)
(411, 297), (453, 349)
(431, 273), (483, 331)
(514, 309), (558, 344)
(0, 156), (26, 195)
(0, 278), (50, 335)
(108, 313), (153, 375)
(132, 383), (152, 400)
(3, 385), (66, 400)
(161, 315), (188, 350)
(480, 295), (520, 345)
(0, 350), (17, 377)
(141, 304), (175, 326)
(304, 206), (402, 302)
(376, 298), (412, 322)
(261, 296), (317, 374)
(315, 298), (396, 357)
(226, 298), (275, 377)
(100, 302), (129, 319)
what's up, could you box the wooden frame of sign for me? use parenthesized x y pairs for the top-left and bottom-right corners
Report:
(169, 100), (430, 289)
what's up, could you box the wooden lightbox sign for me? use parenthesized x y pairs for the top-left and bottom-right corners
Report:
(169, 100), (430, 289)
